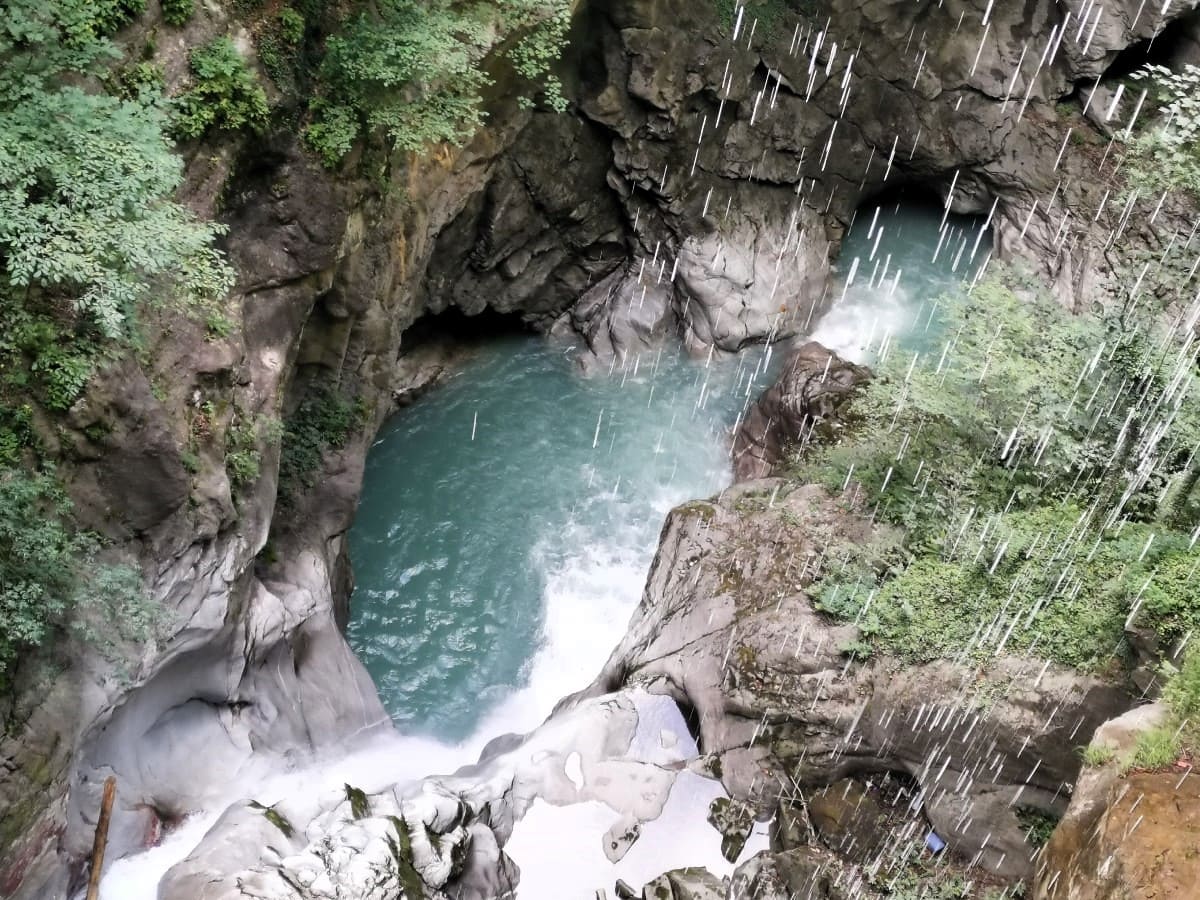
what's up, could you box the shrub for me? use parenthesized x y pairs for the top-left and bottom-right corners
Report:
(1128, 725), (1182, 771)
(1163, 647), (1200, 724)
(107, 61), (166, 101)
(225, 414), (279, 487)
(161, 0), (194, 27)
(174, 37), (270, 139)
(87, 0), (147, 37)
(278, 386), (361, 498)
(1124, 64), (1200, 198)
(1015, 806), (1060, 848)
(278, 7), (305, 44)
(306, 0), (571, 165)
(799, 269), (1200, 670)
(1079, 744), (1117, 767)
(0, 469), (151, 683)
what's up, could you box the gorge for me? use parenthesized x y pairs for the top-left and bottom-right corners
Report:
(1, 1), (1199, 900)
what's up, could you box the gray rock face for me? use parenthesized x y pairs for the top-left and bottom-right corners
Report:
(574, 481), (1133, 883)
(728, 848), (855, 900)
(4, 0), (1196, 896)
(155, 689), (701, 900)
(634, 867), (727, 900)
(732, 341), (870, 481)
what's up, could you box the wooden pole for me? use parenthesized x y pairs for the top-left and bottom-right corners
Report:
(84, 776), (116, 900)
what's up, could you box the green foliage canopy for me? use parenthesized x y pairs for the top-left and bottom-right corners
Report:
(173, 37), (270, 139)
(0, 0), (233, 340)
(798, 270), (1200, 668)
(306, 0), (571, 166)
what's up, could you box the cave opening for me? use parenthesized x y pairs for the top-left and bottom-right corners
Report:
(849, 181), (950, 229)
(1101, 11), (1200, 81)
(402, 305), (535, 349)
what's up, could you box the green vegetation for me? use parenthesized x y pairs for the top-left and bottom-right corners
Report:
(714, 0), (794, 39)
(174, 37), (270, 139)
(0, 470), (152, 686)
(161, 0), (194, 28)
(1078, 743), (1117, 767)
(0, 1), (240, 682)
(1128, 724), (1182, 770)
(306, 0), (571, 166)
(89, 0), (147, 36)
(277, 385), (364, 499)
(1124, 65), (1200, 198)
(797, 269), (1200, 670)
(249, 800), (295, 837)
(225, 413), (281, 488)
(257, 7), (308, 93)
(1127, 647), (1200, 771)
(344, 783), (370, 819)
(385, 815), (427, 900)
(1, 1), (233, 338)
(1014, 806), (1060, 849)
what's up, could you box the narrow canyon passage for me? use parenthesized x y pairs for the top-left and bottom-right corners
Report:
(99, 197), (987, 899)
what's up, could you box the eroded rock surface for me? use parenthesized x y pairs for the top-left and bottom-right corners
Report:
(158, 690), (697, 900)
(1035, 704), (1200, 900)
(732, 342), (870, 481)
(576, 481), (1132, 883)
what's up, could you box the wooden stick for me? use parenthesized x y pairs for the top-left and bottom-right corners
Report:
(84, 776), (117, 900)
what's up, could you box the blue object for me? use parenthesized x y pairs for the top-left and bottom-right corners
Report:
(925, 830), (946, 853)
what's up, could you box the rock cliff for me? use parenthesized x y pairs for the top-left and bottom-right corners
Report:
(2, 0), (1197, 897)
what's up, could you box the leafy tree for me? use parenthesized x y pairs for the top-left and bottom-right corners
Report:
(799, 269), (1200, 668)
(173, 37), (270, 139)
(0, 0), (233, 339)
(0, 1), (234, 679)
(0, 469), (151, 684)
(1125, 64), (1200, 198)
(306, 0), (571, 166)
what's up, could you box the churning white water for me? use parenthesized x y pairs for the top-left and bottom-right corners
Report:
(102, 201), (987, 899)
(101, 342), (776, 899)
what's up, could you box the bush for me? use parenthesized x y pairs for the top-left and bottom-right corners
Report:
(161, 0), (194, 27)
(1079, 743), (1117, 767)
(306, 0), (571, 165)
(1015, 806), (1060, 848)
(174, 37), (270, 139)
(1124, 64), (1200, 198)
(87, 0), (147, 37)
(225, 414), (280, 487)
(107, 61), (166, 101)
(0, 469), (150, 683)
(278, 7), (305, 44)
(799, 269), (1200, 670)
(278, 386), (361, 498)
(1164, 648), (1200, 724)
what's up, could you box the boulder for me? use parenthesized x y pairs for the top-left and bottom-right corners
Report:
(576, 480), (1133, 882)
(1035, 704), (1200, 900)
(636, 867), (727, 900)
(728, 848), (857, 900)
(732, 342), (871, 481)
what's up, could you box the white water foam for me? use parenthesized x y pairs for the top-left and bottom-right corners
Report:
(101, 374), (746, 899)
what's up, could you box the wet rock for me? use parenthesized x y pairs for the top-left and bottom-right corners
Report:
(808, 778), (907, 864)
(637, 867), (727, 900)
(706, 797), (755, 863)
(575, 481), (1132, 882)
(768, 800), (815, 853)
(732, 342), (871, 481)
(566, 266), (677, 373)
(729, 848), (856, 900)
(158, 690), (692, 900)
